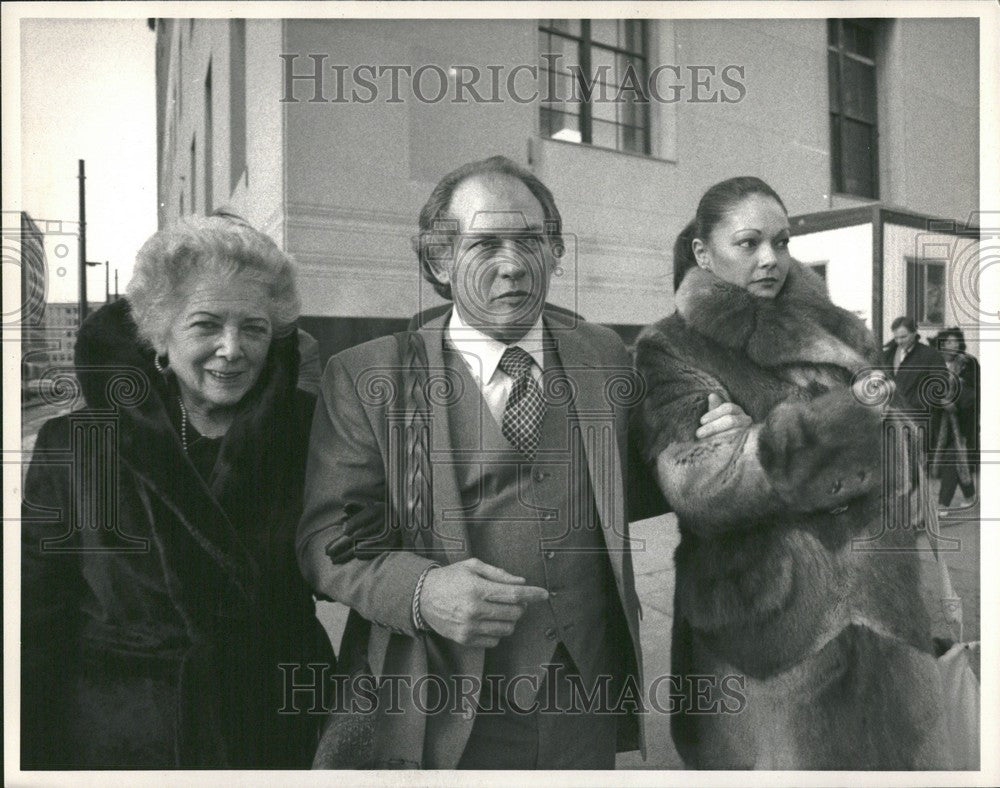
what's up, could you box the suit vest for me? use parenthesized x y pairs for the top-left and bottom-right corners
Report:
(443, 338), (618, 697)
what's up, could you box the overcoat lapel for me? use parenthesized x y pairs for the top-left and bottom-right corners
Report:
(542, 314), (629, 578)
(417, 314), (472, 563)
(75, 301), (262, 623)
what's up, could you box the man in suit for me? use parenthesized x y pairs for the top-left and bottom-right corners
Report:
(882, 316), (949, 449)
(296, 155), (748, 769)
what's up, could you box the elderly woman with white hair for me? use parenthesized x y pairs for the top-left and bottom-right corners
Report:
(21, 215), (334, 769)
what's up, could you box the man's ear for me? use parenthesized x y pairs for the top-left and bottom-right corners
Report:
(419, 221), (458, 286)
(692, 238), (711, 270)
(427, 255), (451, 286)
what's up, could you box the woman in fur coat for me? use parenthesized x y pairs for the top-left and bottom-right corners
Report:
(635, 177), (950, 769)
(21, 216), (333, 769)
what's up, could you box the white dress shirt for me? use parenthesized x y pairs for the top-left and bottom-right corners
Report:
(893, 342), (912, 372)
(446, 307), (545, 425)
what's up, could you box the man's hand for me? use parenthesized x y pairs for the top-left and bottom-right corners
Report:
(696, 392), (751, 439)
(419, 558), (548, 647)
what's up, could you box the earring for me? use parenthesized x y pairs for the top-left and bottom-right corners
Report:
(154, 354), (169, 375)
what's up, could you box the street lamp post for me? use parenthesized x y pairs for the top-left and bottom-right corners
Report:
(78, 160), (88, 322)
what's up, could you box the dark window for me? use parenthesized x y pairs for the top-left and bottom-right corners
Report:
(539, 20), (650, 155)
(229, 20), (247, 191)
(906, 258), (946, 326)
(828, 19), (879, 198)
(204, 62), (213, 212)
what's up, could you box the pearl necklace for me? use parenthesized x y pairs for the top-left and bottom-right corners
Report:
(177, 396), (190, 451)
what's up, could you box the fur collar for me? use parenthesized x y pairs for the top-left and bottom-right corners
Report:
(73, 300), (303, 626)
(674, 260), (881, 373)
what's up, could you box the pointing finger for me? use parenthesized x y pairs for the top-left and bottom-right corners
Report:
(485, 583), (549, 605)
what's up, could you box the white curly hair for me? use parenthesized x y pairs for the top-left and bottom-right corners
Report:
(126, 215), (300, 353)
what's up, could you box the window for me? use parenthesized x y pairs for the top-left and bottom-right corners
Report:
(539, 20), (650, 155)
(906, 258), (946, 326)
(828, 19), (879, 198)
(229, 20), (247, 191)
(205, 63), (213, 212)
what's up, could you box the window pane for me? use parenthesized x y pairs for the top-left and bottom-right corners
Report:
(541, 69), (584, 108)
(843, 21), (875, 59)
(540, 31), (583, 73)
(827, 19), (840, 46)
(925, 264), (945, 324)
(591, 90), (617, 122)
(620, 124), (646, 155)
(622, 20), (644, 54)
(828, 51), (840, 112)
(591, 46), (616, 90)
(591, 19), (617, 46)
(544, 19), (581, 37)
(620, 73), (648, 128)
(541, 107), (582, 143)
(618, 53), (646, 96)
(841, 118), (876, 197)
(841, 57), (876, 122)
(829, 114), (843, 193)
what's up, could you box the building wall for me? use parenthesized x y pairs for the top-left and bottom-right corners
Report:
(282, 18), (852, 328)
(788, 222), (874, 327)
(882, 222), (980, 354)
(155, 17), (979, 357)
(282, 19), (537, 321)
(155, 19), (284, 235)
(879, 19), (978, 222)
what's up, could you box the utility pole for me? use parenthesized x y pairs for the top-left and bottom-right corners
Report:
(78, 159), (88, 323)
(114, 270), (119, 301)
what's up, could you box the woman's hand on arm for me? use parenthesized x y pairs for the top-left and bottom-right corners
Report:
(696, 392), (752, 439)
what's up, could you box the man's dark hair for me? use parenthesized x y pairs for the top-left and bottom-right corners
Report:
(414, 155), (563, 300)
(934, 326), (967, 353)
(891, 316), (918, 333)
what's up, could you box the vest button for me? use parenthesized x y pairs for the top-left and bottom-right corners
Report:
(541, 512), (555, 521)
(544, 627), (557, 640)
(533, 469), (548, 482)
(545, 550), (555, 560)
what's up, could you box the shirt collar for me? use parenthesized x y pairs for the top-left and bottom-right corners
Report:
(446, 306), (545, 384)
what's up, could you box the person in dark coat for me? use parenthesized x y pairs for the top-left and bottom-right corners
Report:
(635, 177), (950, 769)
(933, 327), (979, 509)
(21, 216), (334, 769)
(882, 316), (949, 447)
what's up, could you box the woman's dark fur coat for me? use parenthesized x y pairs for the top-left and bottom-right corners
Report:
(635, 262), (949, 769)
(21, 299), (333, 769)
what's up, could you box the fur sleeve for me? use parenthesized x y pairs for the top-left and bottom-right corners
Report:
(635, 323), (786, 534)
(635, 323), (884, 535)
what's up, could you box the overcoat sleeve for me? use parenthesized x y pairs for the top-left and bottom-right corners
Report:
(636, 327), (883, 537)
(296, 354), (436, 638)
(21, 416), (84, 765)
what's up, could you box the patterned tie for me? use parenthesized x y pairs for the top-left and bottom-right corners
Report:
(499, 346), (546, 461)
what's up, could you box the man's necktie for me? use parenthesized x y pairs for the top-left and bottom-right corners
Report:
(499, 346), (546, 461)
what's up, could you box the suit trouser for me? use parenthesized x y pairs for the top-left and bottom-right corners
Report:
(938, 464), (975, 506)
(456, 642), (618, 770)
